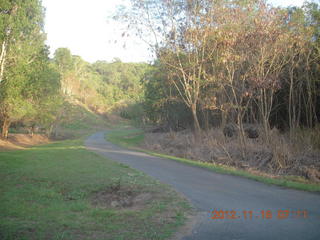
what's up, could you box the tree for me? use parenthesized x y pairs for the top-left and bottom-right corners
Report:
(0, 0), (44, 83)
(53, 48), (74, 95)
(0, 0), (60, 139)
(240, 2), (293, 143)
(117, 0), (227, 134)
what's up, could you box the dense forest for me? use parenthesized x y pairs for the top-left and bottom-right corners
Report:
(130, 0), (320, 136)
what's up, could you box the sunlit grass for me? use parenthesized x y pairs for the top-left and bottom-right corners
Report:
(108, 128), (144, 147)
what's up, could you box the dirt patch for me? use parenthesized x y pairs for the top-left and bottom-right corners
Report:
(0, 134), (50, 151)
(91, 185), (153, 210)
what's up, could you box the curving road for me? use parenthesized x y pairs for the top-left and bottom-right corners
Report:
(85, 131), (320, 240)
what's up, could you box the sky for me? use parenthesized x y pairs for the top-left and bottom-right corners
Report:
(42, 0), (306, 63)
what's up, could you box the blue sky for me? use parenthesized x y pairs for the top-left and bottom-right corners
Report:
(42, 0), (306, 63)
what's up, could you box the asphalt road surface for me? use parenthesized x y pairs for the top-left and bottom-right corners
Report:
(85, 131), (320, 240)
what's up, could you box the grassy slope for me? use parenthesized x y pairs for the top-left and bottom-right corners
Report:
(106, 127), (320, 192)
(56, 102), (110, 139)
(0, 114), (191, 239)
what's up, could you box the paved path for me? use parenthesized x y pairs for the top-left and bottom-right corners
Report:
(85, 131), (320, 240)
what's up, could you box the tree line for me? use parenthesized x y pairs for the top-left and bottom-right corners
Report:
(119, 0), (320, 145)
(53, 48), (149, 113)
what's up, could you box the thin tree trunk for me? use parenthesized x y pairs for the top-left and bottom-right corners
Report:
(237, 110), (247, 159)
(1, 118), (11, 139)
(191, 104), (201, 135)
(0, 5), (19, 83)
(202, 107), (209, 130)
(0, 40), (7, 83)
(221, 109), (227, 129)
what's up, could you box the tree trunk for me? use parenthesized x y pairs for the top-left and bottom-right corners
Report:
(191, 104), (201, 135)
(201, 107), (209, 130)
(0, 40), (7, 83)
(30, 126), (35, 137)
(237, 111), (247, 159)
(221, 109), (227, 129)
(1, 118), (11, 139)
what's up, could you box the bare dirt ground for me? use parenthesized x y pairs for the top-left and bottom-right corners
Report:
(90, 184), (154, 211)
(0, 134), (49, 151)
(143, 128), (320, 183)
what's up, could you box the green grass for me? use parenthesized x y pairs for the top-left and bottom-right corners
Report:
(106, 128), (320, 192)
(53, 102), (110, 139)
(62, 120), (90, 130)
(0, 138), (191, 240)
(107, 127), (144, 147)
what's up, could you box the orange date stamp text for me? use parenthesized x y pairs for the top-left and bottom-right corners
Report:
(209, 209), (308, 220)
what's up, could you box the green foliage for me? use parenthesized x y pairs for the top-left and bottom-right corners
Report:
(0, 0), (62, 138)
(92, 59), (150, 101)
(53, 48), (74, 73)
(1, 0), (151, 137)
(0, 0), (44, 44)
(0, 43), (61, 132)
(118, 102), (146, 126)
(143, 62), (192, 128)
(53, 50), (151, 113)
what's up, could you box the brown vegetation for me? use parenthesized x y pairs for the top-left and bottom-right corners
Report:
(91, 185), (154, 211)
(0, 134), (49, 150)
(143, 127), (320, 183)
(115, 0), (320, 183)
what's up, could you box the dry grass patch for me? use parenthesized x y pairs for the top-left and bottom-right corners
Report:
(143, 128), (320, 183)
(91, 183), (154, 211)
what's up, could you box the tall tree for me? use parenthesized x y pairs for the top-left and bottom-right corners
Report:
(0, 0), (44, 82)
(0, 0), (60, 138)
(117, 0), (227, 134)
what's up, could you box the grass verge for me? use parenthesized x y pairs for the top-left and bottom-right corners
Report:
(0, 137), (191, 240)
(106, 128), (320, 192)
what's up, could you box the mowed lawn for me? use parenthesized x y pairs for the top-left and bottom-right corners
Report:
(0, 138), (191, 240)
